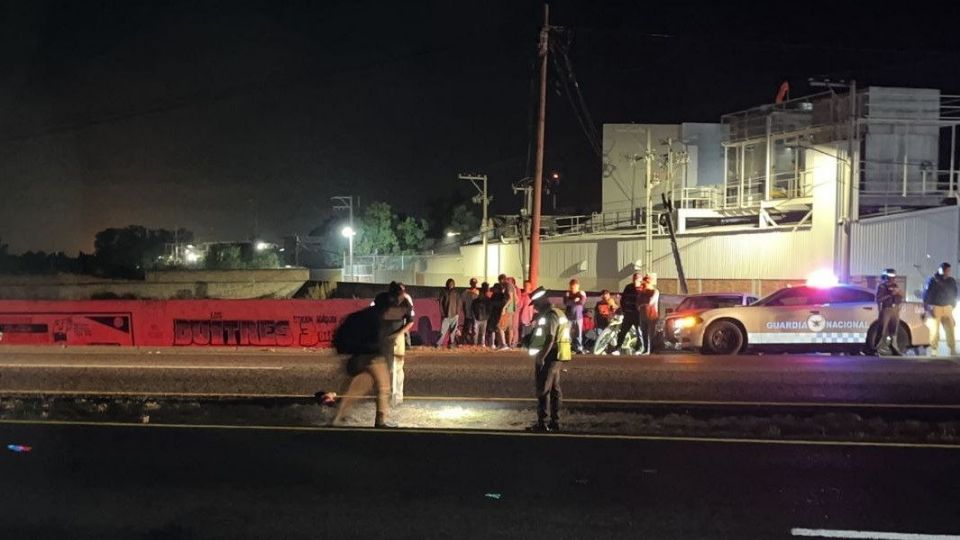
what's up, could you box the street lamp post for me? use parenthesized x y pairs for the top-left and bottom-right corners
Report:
(332, 196), (356, 282)
(341, 225), (355, 281)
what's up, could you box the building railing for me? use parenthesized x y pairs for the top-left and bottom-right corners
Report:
(860, 160), (959, 198)
(919, 170), (959, 196)
(723, 177), (765, 208)
(861, 91), (960, 122)
(673, 186), (723, 209)
(721, 90), (839, 142)
(942, 95), (960, 120)
(588, 210), (641, 231)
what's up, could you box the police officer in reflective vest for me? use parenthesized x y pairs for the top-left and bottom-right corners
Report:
(524, 286), (572, 432)
(876, 268), (903, 356)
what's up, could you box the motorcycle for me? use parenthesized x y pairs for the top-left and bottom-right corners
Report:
(592, 313), (642, 355)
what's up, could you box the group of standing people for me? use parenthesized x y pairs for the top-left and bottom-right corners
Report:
(435, 274), (535, 350)
(435, 274), (609, 355)
(556, 273), (660, 355)
(615, 272), (660, 355)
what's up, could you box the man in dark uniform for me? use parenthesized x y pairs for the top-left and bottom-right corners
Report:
(615, 273), (644, 354)
(525, 287), (572, 432)
(876, 268), (904, 356)
(924, 262), (959, 356)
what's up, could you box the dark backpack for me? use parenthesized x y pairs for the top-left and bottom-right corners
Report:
(333, 307), (380, 355)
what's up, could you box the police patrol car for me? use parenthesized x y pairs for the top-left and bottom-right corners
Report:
(672, 277), (930, 355)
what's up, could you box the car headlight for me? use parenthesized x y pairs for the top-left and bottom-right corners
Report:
(673, 316), (702, 330)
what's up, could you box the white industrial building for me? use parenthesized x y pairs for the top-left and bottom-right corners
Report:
(363, 86), (960, 299)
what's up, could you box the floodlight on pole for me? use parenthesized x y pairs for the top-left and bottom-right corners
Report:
(332, 196), (356, 282)
(340, 225), (355, 281)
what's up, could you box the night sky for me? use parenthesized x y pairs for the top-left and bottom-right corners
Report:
(2, 1), (959, 253)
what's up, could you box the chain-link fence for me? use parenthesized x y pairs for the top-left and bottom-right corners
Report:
(343, 254), (463, 286)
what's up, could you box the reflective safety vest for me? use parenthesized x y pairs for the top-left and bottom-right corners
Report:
(526, 308), (572, 361)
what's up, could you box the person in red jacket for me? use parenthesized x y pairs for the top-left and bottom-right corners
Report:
(518, 279), (536, 340)
(594, 289), (618, 330)
(637, 274), (660, 355)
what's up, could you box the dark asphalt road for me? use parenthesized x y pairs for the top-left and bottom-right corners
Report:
(1, 422), (959, 539)
(1, 347), (960, 405)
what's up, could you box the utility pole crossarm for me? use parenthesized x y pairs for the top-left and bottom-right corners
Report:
(459, 173), (490, 283)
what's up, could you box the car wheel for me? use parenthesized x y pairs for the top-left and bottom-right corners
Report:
(864, 323), (880, 355)
(652, 331), (665, 352)
(895, 324), (911, 355)
(865, 323), (912, 356)
(702, 320), (744, 355)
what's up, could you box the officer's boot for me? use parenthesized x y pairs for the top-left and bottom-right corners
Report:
(374, 412), (396, 429)
(526, 419), (549, 432)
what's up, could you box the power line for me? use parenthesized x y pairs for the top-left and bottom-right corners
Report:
(559, 46), (602, 151)
(548, 29), (603, 158)
(592, 15), (960, 56)
(550, 44), (600, 154)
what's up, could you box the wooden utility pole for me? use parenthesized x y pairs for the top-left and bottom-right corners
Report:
(528, 2), (549, 287)
(644, 128), (653, 271)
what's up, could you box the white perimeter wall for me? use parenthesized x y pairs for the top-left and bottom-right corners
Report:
(423, 206), (960, 293)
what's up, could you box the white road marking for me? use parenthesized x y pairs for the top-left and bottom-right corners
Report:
(0, 363), (283, 370)
(2, 419), (960, 449)
(791, 528), (960, 539)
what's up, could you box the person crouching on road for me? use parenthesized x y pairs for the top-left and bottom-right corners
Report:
(525, 287), (573, 432)
(875, 268), (904, 356)
(582, 310), (597, 350)
(436, 278), (461, 349)
(924, 262), (959, 356)
(563, 278), (587, 354)
(594, 289), (618, 330)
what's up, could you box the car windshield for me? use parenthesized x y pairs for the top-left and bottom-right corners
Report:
(676, 296), (744, 311)
(752, 286), (825, 306)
